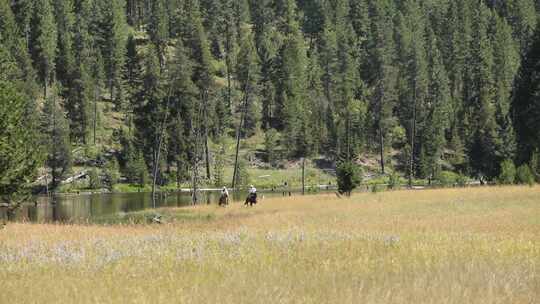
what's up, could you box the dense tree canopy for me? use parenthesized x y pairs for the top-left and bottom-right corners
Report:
(1, 0), (540, 200)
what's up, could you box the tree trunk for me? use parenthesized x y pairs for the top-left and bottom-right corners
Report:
(176, 160), (181, 189)
(192, 154), (199, 205)
(302, 158), (305, 195)
(346, 112), (351, 162)
(204, 134), (211, 180)
(232, 70), (251, 189)
(94, 84), (98, 145)
(203, 90), (211, 180)
(152, 80), (175, 208)
(379, 122), (385, 175)
(51, 94), (58, 190)
(231, 114), (244, 189)
(409, 79), (417, 188)
(109, 79), (114, 105)
(225, 22), (232, 112)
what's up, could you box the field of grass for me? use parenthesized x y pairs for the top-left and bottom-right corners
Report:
(1, 186), (539, 303)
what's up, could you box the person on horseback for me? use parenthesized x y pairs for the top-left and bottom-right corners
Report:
(245, 185), (257, 206)
(219, 186), (229, 206)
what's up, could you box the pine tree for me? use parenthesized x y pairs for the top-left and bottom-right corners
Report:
(167, 40), (199, 188)
(0, 80), (41, 211)
(53, 0), (76, 89)
(297, 0), (324, 43)
(319, 14), (338, 117)
(276, 0), (310, 157)
(30, 0), (57, 97)
(0, 0), (37, 93)
(264, 128), (279, 166)
(257, 26), (281, 130)
(0, 44), (19, 82)
(333, 0), (361, 162)
(444, 0), (473, 147)
(421, 29), (451, 180)
(513, 23), (540, 163)
(97, 0), (128, 107)
(40, 90), (72, 190)
(125, 150), (148, 187)
(148, 0), (169, 70)
(497, 0), (537, 54)
(134, 46), (165, 179)
(10, 0), (34, 44)
(306, 47), (327, 154)
(67, 1), (96, 144)
(183, 0), (215, 179)
(395, 2), (429, 182)
(236, 29), (261, 137)
(213, 144), (226, 187)
(468, 4), (499, 180)
(367, 0), (398, 174)
(492, 14), (519, 161)
(124, 34), (142, 132)
(221, 0), (240, 113)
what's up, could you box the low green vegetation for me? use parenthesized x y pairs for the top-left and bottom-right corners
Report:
(336, 161), (362, 195)
(499, 159), (517, 184)
(92, 208), (215, 225)
(516, 164), (535, 186)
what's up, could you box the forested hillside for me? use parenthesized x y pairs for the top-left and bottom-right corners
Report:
(1, 0), (540, 197)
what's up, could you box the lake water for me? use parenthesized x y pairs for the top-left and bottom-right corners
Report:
(4, 188), (334, 223)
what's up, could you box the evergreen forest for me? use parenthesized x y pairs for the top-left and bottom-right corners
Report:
(2, 0), (540, 202)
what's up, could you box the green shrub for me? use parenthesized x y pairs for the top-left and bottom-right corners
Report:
(336, 162), (362, 196)
(213, 145), (226, 187)
(456, 174), (468, 187)
(125, 151), (148, 187)
(530, 149), (540, 182)
(105, 159), (120, 189)
(88, 168), (101, 189)
(437, 171), (459, 187)
(516, 164), (535, 186)
(498, 159), (516, 185)
(388, 172), (401, 190)
(264, 129), (279, 166)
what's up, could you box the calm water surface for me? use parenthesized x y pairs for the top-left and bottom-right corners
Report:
(7, 189), (333, 223)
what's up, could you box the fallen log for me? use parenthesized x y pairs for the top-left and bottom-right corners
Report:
(62, 171), (88, 184)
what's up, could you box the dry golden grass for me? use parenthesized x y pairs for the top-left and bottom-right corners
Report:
(1, 186), (539, 304)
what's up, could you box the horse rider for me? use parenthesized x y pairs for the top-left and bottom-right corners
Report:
(249, 185), (257, 198)
(219, 186), (229, 206)
(222, 186), (229, 198)
(245, 185), (257, 206)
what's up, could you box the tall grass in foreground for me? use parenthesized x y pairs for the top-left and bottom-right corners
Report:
(1, 186), (539, 303)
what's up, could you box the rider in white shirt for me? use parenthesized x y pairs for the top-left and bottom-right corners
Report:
(221, 186), (229, 197)
(249, 185), (257, 194)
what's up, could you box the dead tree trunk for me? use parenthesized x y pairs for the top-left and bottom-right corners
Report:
(231, 70), (251, 190)
(191, 104), (204, 205)
(151, 79), (176, 208)
(225, 23), (232, 112)
(409, 78), (417, 188)
(378, 122), (385, 175)
(202, 89), (211, 180)
(93, 84), (98, 145)
(302, 158), (305, 195)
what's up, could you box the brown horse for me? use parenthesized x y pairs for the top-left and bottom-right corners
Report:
(244, 193), (257, 206)
(219, 194), (229, 206)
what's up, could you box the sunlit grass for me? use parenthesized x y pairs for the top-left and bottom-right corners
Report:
(1, 186), (539, 303)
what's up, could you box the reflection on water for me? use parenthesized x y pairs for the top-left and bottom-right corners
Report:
(9, 189), (331, 223)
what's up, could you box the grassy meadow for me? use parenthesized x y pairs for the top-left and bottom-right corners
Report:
(1, 186), (539, 303)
